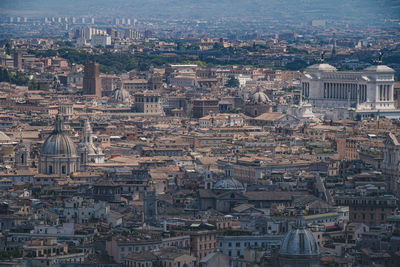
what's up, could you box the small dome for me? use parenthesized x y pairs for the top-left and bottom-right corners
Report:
(250, 91), (270, 104)
(306, 63), (337, 72)
(214, 178), (244, 190)
(279, 215), (319, 256)
(40, 117), (77, 157)
(364, 65), (395, 73)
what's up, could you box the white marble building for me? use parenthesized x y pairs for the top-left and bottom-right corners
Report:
(301, 63), (398, 119)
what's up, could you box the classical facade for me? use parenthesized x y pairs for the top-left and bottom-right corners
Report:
(77, 119), (105, 171)
(301, 63), (398, 119)
(39, 116), (80, 176)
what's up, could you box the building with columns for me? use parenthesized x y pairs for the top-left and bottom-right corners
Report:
(301, 63), (398, 119)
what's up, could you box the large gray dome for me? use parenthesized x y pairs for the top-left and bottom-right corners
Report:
(40, 117), (77, 157)
(250, 91), (270, 104)
(214, 178), (244, 190)
(279, 215), (319, 257)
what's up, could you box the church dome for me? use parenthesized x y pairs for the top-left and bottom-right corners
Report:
(40, 116), (77, 157)
(305, 63), (337, 72)
(214, 178), (244, 190)
(250, 91), (270, 104)
(279, 215), (320, 257)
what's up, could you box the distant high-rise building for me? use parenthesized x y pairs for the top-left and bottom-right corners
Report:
(124, 29), (141, 40)
(144, 30), (153, 38)
(83, 61), (101, 97)
(91, 34), (111, 48)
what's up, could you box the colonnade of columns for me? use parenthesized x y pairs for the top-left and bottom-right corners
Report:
(379, 84), (392, 101)
(323, 83), (367, 103)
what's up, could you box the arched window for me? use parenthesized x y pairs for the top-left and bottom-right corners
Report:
(62, 165), (66, 174)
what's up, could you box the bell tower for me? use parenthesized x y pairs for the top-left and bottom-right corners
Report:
(14, 139), (30, 170)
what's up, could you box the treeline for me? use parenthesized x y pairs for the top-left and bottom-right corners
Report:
(0, 67), (39, 90)
(0, 67), (30, 85)
(28, 48), (202, 74)
(27, 47), (315, 74)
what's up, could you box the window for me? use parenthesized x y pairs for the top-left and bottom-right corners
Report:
(62, 165), (66, 174)
(228, 242), (232, 247)
(236, 242), (240, 248)
(48, 165), (53, 174)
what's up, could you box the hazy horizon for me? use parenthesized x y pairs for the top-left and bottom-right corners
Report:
(1, 0), (399, 25)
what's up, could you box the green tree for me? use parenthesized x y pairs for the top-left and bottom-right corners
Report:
(2, 68), (10, 82)
(285, 59), (308, 70)
(225, 76), (239, 87)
